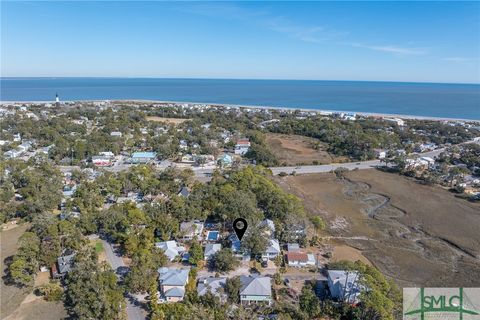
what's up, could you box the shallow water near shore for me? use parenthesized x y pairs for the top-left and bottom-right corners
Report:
(1, 77), (479, 120)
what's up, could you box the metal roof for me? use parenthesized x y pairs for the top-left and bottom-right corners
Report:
(240, 276), (272, 296)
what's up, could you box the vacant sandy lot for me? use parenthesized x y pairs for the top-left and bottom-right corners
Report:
(276, 169), (480, 287)
(146, 116), (189, 125)
(266, 133), (339, 166)
(3, 299), (67, 320)
(1, 223), (31, 319)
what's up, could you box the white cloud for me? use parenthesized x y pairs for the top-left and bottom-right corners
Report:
(350, 43), (427, 56)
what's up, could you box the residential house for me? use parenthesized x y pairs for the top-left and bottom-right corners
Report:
(158, 267), (190, 302)
(204, 243), (221, 260)
(17, 141), (32, 152)
(92, 155), (112, 167)
(327, 270), (362, 304)
(62, 184), (77, 198)
(4, 149), (23, 159)
(177, 186), (190, 198)
(235, 139), (251, 155)
(180, 154), (195, 164)
(239, 276), (272, 305)
(217, 154), (233, 167)
(286, 252), (316, 268)
(110, 131), (122, 137)
(179, 220), (204, 241)
(201, 123), (212, 130)
(155, 241), (186, 262)
(229, 234), (242, 253)
(262, 239), (280, 260)
(197, 277), (227, 302)
(179, 140), (188, 150)
(99, 151), (115, 158)
(384, 117), (405, 127)
(374, 149), (387, 159)
(51, 253), (75, 278)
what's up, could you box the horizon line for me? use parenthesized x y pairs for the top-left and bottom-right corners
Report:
(1, 76), (479, 86)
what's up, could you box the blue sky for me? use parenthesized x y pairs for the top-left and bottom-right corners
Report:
(1, 1), (479, 83)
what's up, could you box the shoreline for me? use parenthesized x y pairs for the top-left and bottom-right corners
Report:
(1, 99), (479, 122)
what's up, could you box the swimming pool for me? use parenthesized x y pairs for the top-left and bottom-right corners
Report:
(207, 231), (219, 241)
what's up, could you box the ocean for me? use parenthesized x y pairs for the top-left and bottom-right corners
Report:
(1, 78), (479, 120)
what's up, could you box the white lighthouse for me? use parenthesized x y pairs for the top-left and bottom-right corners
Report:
(55, 93), (60, 107)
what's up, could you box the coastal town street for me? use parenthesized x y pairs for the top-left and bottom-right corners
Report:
(102, 239), (146, 320)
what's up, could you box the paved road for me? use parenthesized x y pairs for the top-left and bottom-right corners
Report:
(269, 140), (479, 176)
(59, 139), (479, 178)
(102, 240), (146, 320)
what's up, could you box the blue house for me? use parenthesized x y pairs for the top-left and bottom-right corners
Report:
(217, 154), (233, 167)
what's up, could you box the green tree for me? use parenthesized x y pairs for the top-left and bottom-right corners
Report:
(38, 281), (63, 301)
(8, 232), (40, 286)
(225, 276), (242, 303)
(65, 247), (125, 320)
(242, 229), (268, 258)
(310, 216), (326, 233)
(212, 248), (238, 272)
(188, 240), (203, 266)
(299, 283), (321, 318)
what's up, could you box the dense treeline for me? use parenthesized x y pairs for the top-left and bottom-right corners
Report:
(267, 116), (478, 160)
(0, 159), (62, 222)
(267, 117), (401, 160)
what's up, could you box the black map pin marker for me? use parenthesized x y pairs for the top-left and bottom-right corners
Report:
(233, 218), (248, 241)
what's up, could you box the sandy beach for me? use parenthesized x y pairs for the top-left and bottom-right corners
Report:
(1, 99), (479, 122)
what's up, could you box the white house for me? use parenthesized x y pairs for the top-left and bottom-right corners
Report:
(384, 117), (405, 127)
(4, 149), (23, 159)
(17, 141), (32, 152)
(327, 270), (362, 304)
(374, 149), (387, 159)
(239, 276), (272, 305)
(110, 131), (122, 137)
(155, 241), (186, 262)
(204, 243), (221, 260)
(286, 252), (316, 267)
(179, 220), (204, 241)
(92, 155), (112, 167)
(99, 151), (115, 158)
(234, 138), (251, 155)
(179, 140), (188, 150)
(262, 239), (280, 260)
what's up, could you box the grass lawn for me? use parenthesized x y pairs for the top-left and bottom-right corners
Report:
(94, 241), (104, 253)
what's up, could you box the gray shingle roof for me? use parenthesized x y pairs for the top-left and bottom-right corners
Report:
(57, 253), (75, 274)
(240, 276), (272, 297)
(204, 243), (221, 258)
(197, 277), (227, 297)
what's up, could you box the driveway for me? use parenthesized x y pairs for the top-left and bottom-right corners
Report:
(102, 239), (146, 320)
